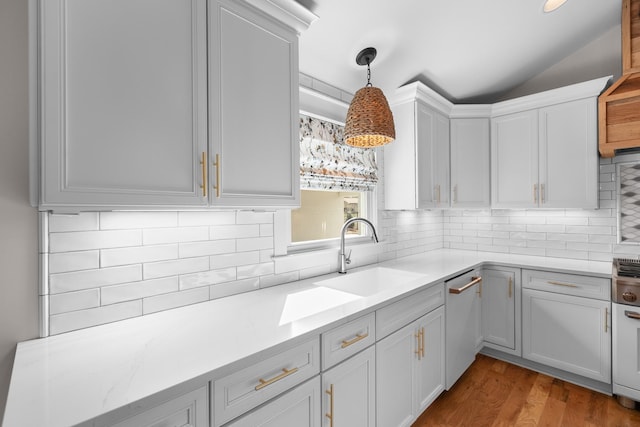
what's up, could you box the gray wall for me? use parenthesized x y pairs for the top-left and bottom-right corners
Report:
(0, 0), (39, 419)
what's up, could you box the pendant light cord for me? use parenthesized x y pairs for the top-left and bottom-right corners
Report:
(366, 61), (372, 87)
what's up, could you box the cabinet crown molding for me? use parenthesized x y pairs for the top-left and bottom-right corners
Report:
(449, 104), (492, 118)
(491, 75), (612, 117)
(391, 81), (454, 116)
(243, 0), (318, 33)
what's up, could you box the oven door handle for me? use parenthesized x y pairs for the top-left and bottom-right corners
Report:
(449, 276), (482, 294)
(625, 310), (640, 320)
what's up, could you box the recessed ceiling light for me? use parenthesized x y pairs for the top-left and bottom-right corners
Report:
(543, 0), (568, 13)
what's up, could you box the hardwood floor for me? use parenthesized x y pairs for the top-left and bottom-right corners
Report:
(412, 354), (640, 427)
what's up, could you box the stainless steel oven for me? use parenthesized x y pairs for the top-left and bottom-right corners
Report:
(612, 258), (640, 408)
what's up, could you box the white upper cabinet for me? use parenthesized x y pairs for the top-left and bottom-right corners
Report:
(449, 111), (490, 208)
(491, 110), (539, 209)
(37, 0), (209, 210)
(384, 82), (452, 210)
(33, 0), (315, 211)
(208, 0), (300, 207)
(490, 77), (609, 209)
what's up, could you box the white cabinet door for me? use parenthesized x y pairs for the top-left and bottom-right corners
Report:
(450, 118), (490, 208)
(209, 0), (299, 207)
(491, 110), (539, 208)
(376, 319), (417, 427)
(322, 346), (375, 427)
(539, 98), (598, 208)
(226, 377), (321, 427)
(445, 271), (481, 389)
(384, 100), (449, 210)
(415, 306), (445, 415)
(433, 112), (450, 208)
(481, 268), (519, 355)
(613, 304), (640, 393)
(522, 289), (611, 383)
(39, 0), (208, 209)
(111, 386), (208, 427)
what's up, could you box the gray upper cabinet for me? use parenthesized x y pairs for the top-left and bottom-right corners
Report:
(32, 0), (315, 211)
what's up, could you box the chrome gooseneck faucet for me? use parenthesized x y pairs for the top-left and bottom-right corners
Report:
(339, 217), (379, 274)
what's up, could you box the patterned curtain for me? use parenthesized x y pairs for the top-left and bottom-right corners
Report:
(299, 114), (378, 192)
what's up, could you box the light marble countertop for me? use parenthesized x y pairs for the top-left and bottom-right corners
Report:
(2, 249), (612, 427)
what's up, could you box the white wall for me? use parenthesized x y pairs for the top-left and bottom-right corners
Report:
(0, 0), (40, 419)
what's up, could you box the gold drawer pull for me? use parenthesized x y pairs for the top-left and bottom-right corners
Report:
(341, 333), (368, 348)
(325, 384), (334, 427)
(547, 280), (578, 288)
(200, 152), (207, 197)
(625, 310), (640, 320)
(213, 153), (221, 198)
(255, 367), (298, 391)
(449, 276), (482, 294)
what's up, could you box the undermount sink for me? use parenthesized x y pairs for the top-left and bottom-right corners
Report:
(313, 266), (425, 297)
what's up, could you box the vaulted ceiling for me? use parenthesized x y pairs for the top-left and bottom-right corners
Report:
(297, 0), (621, 103)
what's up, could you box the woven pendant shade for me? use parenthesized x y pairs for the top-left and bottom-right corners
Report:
(344, 86), (395, 147)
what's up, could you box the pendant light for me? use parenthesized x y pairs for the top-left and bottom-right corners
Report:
(344, 47), (395, 148)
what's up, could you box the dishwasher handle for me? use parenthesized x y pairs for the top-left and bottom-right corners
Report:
(449, 276), (482, 294)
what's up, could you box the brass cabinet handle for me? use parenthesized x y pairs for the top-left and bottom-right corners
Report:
(605, 307), (609, 333)
(415, 330), (422, 359)
(453, 184), (458, 204)
(213, 153), (221, 198)
(625, 310), (640, 320)
(508, 276), (513, 299)
(449, 276), (482, 294)
(547, 280), (578, 288)
(420, 327), (425, 358)
(325, 384), (334, 427)
(541, 183), (545, 204)
(200, 152), (207, 197)
(341, 332), (368, 348)
(533, 184), (538, 203)
(255, 367), (298, 391)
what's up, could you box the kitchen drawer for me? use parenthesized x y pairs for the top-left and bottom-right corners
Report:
(322, 313), (375, 370)
(522, 269), (610, 301)
(213, 337), (320, 426)
(376, 283), (445, 340)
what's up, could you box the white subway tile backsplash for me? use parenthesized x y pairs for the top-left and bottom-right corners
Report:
(237, 262), (274, 280)
(50, 300), (142, 335)
(179, 240), (236, 258)
(49, 251), (99, 274)
(144, 257), (209, 280)
(143, 287), (209, 315)
(210, 224), (259, 240)
(260, 271), (300, 289)
(100, 211), (177, 230)
(101, 244), (178, 267)
(210, 251), (260, 269)
(143, 227), (209, 245)
(49, 213), (99, 233)
(101, 277), (179, 305)
(179, 267), (236, 290)
(209, 278), (259, 300)
(49, 289), (100, 315)
(236, 211), (274, 224)
(50, 230), (142, 253)
(178, 211), (236, 227)
(50, 265), (142, 294)
(237, 236), (273, 252)
(260, 223), (274, 237)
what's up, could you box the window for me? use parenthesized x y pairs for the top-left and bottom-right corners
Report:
(291, 115), (378, 248)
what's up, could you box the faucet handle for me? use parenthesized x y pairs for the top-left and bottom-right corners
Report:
(345, 250), (352, 265)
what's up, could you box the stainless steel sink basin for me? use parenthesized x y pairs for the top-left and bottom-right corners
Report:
(313, 266), (425, 297)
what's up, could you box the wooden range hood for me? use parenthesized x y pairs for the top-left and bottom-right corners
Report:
(599, 0), (640, 157)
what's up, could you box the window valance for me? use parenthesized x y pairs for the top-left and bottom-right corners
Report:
(299, 114), (378, 192)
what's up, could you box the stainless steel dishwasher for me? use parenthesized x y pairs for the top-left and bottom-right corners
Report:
(445, 269), (482, 389)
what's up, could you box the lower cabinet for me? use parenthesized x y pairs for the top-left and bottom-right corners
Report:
(111, 385), (208, 427)
(376, 306), (445, 427)
(226, 377), (321, 427)
(522, 288), (611, 383)
(321, 346), (375, 427)
(481, 267), (520, 356)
